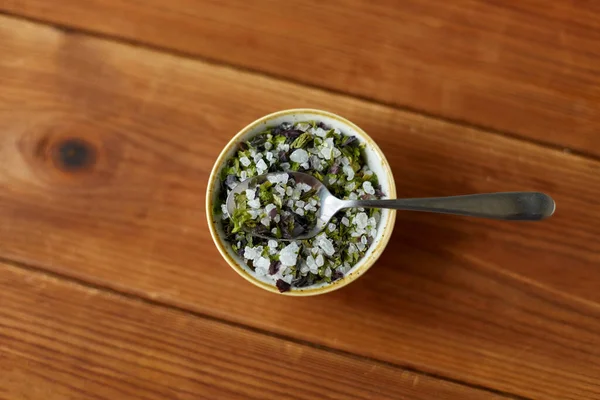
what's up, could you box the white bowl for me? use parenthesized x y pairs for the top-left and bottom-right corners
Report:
(206, 109), (396, 296)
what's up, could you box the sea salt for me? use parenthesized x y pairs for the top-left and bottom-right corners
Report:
(256, 159), (268, 174)
(317, 236), (335, 256)
(354, 212), (369, 229)
(240, 156), (251, 167)
(280, 242), (300, 267)
(254, 256), (270, 270)
(290, 149), (309, 164)
(245, 189), (256, 200)
(316, 254), (325, 267)
(320, 146), (333, 160)
(363, 181), (375, 195)
(343, 165), (355, 181)
(248, 198), (261, 209)
(244, 246), (261, 260)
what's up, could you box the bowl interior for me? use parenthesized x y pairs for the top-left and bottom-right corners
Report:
(207, 109), (396, 295)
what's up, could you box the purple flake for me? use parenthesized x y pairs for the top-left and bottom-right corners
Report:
(269, 261), (281, 275)
(276, 279), (291, 293)
(332, 271), (344, 281)
(328, 160), (341, 174)
(341, 136), (358, 147)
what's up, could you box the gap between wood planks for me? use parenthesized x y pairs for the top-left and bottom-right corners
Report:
(0, 9), (596, 164)
(0, 255), (531, 400)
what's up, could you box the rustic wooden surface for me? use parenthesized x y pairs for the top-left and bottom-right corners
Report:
(0, 3), (599, 400)
(3, 0), (600, 156)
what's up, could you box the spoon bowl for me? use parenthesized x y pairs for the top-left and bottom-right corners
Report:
(227, 171), (556, 241)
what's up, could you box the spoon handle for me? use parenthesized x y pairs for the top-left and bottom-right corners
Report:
(346, 192), (555, 221)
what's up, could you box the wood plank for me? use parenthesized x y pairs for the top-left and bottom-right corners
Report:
(2, 0), (600, 155)
(0, 263), (501, 400)
(1, 15), (600, 399)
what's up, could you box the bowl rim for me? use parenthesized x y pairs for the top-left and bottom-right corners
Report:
(206, 108), (397, 296)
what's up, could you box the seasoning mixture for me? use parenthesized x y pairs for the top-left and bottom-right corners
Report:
(218, 121), (384, 292)
(229, 173), (321, 239)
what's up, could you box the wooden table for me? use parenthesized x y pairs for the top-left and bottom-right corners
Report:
(1, 2), (599, 399)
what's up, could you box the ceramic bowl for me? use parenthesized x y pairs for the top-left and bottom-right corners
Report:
(206, 109), (396, 296)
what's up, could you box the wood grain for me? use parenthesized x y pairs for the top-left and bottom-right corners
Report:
(2, 0), (600, 155)
(1, 15), (600, 399)
(0, 262), (503, 400)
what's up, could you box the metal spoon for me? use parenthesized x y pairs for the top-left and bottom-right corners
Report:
(226, 171), (556, 240)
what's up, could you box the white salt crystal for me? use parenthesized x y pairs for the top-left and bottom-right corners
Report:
(254, 256), (270, 270)
(314, 127), (327, 137)
(240, 156), (251, 167)
(286, 186), (293, 196)
(316, 254), (324, 267)
(354, 212), (368, 229)
(328, 223), (336, 232)
(221, 204), (229, 219)
(300, 162), (310, 169)
(317, 236), (335, 256)
(264, 142), (273, 150)
(261, 216), (270, 227)
(253, 153), (263, 162)
(343, 165), (355, 181)
(295, 208), (305, 216)
(341, 217), (350, 226)
(244, 246), (259, 260)
(248, 198), (261, 209)
(324, 267), (332, 278)
(256, 159), (268, 174)
(290, 149), (309, 164)
(363, 181), (375, 195)
(240, 171), (248, 181)
(320, 146), (333, 160)
(348, 243), (357, 254)
(275, 185), (285, 196)
(245, 189), (256, 200)
(296, 122), (311, 132)
(265, 151), (274, 164)
(296, 200), (306, 208)
(280, 242), (300, 267)
(268, 240), (278, 248)
(248, 209), (260, 219)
